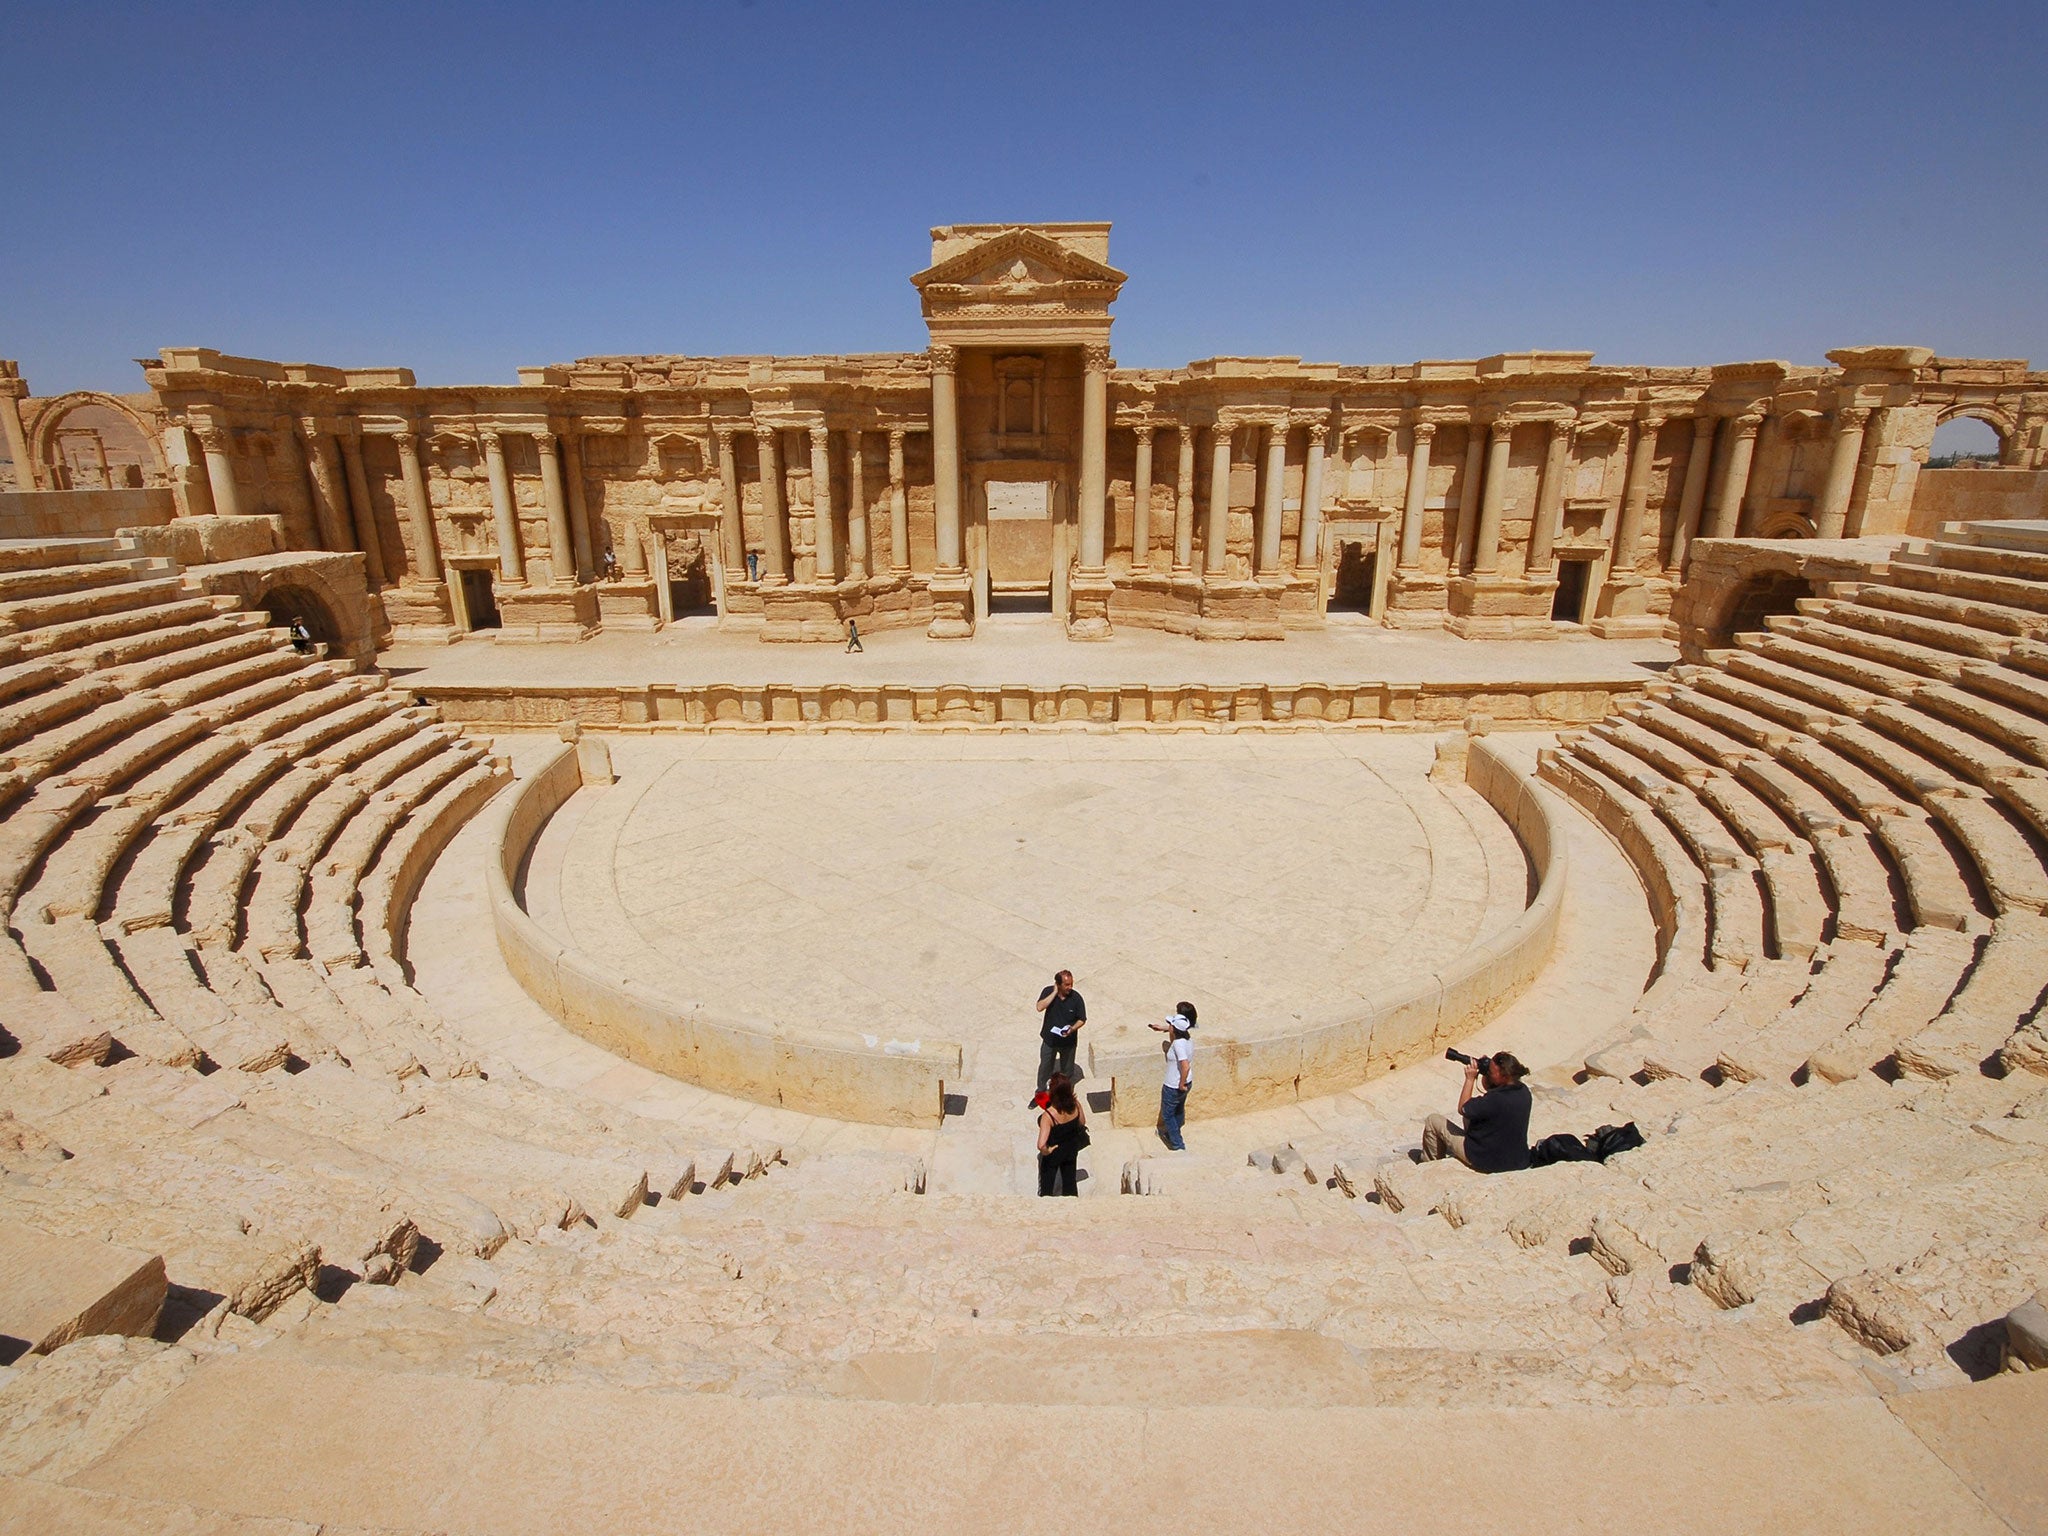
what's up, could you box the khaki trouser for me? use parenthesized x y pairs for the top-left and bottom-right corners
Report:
(1422, 1112), (1476, 1169)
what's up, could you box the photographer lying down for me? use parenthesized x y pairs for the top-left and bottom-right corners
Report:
(1421, 1048), (1532, 1173)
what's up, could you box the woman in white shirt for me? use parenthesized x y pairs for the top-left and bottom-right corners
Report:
(1148, 1002), (1197, 1150)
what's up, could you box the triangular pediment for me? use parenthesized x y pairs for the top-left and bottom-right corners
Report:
(910, 227), (1127, 291)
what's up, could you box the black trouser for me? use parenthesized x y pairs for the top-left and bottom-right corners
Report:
(1038, 1148), (1079, 1196)
(1037, 1036), (1077, 1092)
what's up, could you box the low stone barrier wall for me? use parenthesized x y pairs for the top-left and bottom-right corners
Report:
(0, 488), (175, 538)
(422, 675), (1643, 734)
(1091, 737), (1569, 1126)
(485, 744), (957, 1127)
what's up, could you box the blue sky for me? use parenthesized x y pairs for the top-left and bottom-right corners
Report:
(4, 1), (2044, 394)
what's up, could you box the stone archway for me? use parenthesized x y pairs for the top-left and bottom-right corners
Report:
(185, 552), (378, 666)
(25, 392), (166, 488)
(256, 582), (348, 652)
(1930, 408), (2012, 467)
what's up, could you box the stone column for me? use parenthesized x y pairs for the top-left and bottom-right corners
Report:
(809, 424), (837, 583)
(336, 426), (388, 588)
(0, 371), (32, 491)
(756, 425), (789, 584)
(715, 428), (745, 578)
(1173, 426), (1196, 572)
(888, 428), (910, 573)
(1206, 423), (1233, 576)
(1453, 425), (1487, 572)
(1257, 420), (1287, 576)
(561, 429), (595, 583)
(1813, 405), (1870, 539)
(1398, 420), (1436, 570)
(301, 422), (350, 552)
(172, 426), (215, 517)
(270, 415), (314, 546)
(930, 346), (962, 571)
(1611, 413), (1664, 575)
(394, 429), (441, 583)
(1077, 344), (1110, 572)
(1298, 423), (1327, 575)
(1705, 412), (1763, 541)
(1129, 425), (1155, 572)
(1473, 417), (1514, 574)
(481, 428), (525, 583)
(1666, 414), (1717, 575)
(846, 430), (869, 580)
(535, 431), (576, 585)
(1526, 416), (1571, 576)
(196, 424), (244, 519)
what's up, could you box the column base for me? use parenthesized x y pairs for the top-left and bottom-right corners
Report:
(925, 570), (975, 639)
(381, 579), (458, 646)
(1103, 572), (1289, 639)
(1589, 573), (1676, 639)
(495, 582), (601, 642)
(1446, 573), (1561, 639)
(595, 579), (660, 632)
(1066, 570), (1115, 640)
(1383, 571), (1450, 629)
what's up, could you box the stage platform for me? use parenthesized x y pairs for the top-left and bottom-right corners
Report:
(381, 615), (1676, 732)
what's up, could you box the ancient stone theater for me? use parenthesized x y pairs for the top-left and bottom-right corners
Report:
(0, 223), (2045, 1531)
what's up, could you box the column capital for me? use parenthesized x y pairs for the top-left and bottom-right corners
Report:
(1636, 411), (1668, 432)
(478, 425), (504, 452)
(193, 424), (231, 454)
(530, 426), (558, 450)
(393, 427), (420, 458)
(809, 422), (831, 449)
(1546, 411), (1578, 438)
(1732, 410), (1766, 438)
(1410, 419), (1438, 445)
(1132, 423), (1155, 444)
(1306, 421), (1328, 445)
(713, 423), (738, 446)
(887, 425), (906, 449)
(1488, 416), (1516, 442)
(1081, 343), (1113, 372)
(1836, 405), (1872, 431)
(927, 344), (958, 371)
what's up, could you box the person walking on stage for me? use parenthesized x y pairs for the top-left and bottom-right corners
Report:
(1035, 969), (1086, 1092)
(1036, 1072), (1089, 1196)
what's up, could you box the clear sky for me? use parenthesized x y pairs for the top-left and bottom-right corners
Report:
(4, 0), (2044, 395)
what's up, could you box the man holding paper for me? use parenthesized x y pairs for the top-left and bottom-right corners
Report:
(1035, 969), (1086, 1093)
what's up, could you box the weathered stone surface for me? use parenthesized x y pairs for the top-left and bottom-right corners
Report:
(0, 1221), (166, 1357)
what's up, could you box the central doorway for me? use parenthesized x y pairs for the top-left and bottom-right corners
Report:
(981, 479), (1060, 616)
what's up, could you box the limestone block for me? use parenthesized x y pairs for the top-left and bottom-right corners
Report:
(2004, 1292), (2048, 1371)
(0, 1222), (167, 1356)
(1587, 1204), (1694, 1278)
(1826, 1271), (1939, 1357)
(1372, 1157), (1477, 1216)
(221, 1238), (320, 1323)
(1998, 1019), (2048, 1077)
(0, 1335), (196, 1483)
(1690, 1233), (1764, 1310)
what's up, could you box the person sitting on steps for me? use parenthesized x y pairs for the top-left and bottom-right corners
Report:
(1422, 1050), (1532, 1173)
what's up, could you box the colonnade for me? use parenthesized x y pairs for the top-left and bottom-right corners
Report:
(711, 420), (917, 586)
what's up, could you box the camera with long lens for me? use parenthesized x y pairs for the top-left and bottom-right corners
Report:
(1444, 1047), (1493, 1074)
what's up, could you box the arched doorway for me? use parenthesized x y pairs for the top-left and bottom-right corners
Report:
(1928, 414), (2004, 468)
(1721, 573), (1813, 643)
(27, 393), (165, 489)
(257, 583), (346, 653)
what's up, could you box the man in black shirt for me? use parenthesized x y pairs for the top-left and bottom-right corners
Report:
(1035, 970), (1086, 1093)
(1422, 1052), (1532, 1173)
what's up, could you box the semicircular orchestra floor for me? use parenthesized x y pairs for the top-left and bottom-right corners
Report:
(520, 733), (1533, 1079)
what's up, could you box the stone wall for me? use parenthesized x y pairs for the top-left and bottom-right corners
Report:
(1907, 468), (2048, 536)
(1090, 736), (1567, 1124)
(487, 744), (958, 1126)
(0, 488), (174, 538)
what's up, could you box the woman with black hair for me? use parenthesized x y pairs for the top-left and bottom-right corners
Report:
(1036, 1072), (1088, 1196)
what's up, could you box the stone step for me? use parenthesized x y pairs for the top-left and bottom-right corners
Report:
(0, 1220), (165, 1359)
(47, 1344), (2031, 1533)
